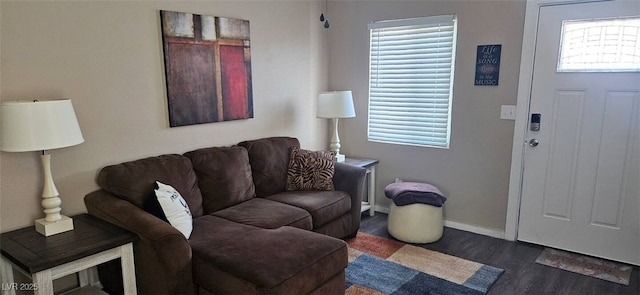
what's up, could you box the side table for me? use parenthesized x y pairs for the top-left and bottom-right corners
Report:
(1, 214), (138, 295)
(344, 157), (380, 216)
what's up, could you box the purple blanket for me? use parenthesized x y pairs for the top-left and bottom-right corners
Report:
(385, 182), (447, 207)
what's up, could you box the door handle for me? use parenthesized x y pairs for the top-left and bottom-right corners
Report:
(528, 139), (539, 147)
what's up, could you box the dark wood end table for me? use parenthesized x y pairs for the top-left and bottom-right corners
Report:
(344, 157), (380, 216)
(1, 214), (137, 295)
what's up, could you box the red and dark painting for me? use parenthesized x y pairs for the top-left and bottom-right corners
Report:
(161, 10), (253, 127)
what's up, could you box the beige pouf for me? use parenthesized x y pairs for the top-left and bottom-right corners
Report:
(385, 182), (446, 244)
(388, 202), (443, 243)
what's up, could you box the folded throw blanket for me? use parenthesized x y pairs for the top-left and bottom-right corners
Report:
(385, 182), (447, 207)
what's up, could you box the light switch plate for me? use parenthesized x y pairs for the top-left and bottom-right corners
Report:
(500, 105), (517, 120)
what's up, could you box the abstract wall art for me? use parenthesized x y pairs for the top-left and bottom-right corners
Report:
(161, 10), (253, 127)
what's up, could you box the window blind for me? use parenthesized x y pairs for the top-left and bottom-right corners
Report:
(367, 15), (457, 148)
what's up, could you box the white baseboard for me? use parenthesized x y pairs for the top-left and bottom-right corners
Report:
(370, 206), (505, 239)
(443, 220), (505, 239)
(374, 205), (390, 214)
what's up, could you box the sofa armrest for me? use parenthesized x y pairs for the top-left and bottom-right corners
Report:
(333, 162), (367, 236)
(84, 189), (193, 294)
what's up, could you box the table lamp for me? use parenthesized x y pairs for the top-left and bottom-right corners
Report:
(1, 99), (84, 236)
(317, 91), (356, 162)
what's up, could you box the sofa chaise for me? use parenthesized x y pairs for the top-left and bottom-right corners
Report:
(84, 137), (366, 294)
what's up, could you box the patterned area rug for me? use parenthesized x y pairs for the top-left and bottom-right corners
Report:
(535, 248), (632, 285)
(345, 232), (504, 295)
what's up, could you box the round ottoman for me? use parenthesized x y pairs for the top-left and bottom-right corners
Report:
(385, 182), (446, 243)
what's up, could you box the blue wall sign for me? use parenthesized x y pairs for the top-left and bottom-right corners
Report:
(475, 44), (501, 86)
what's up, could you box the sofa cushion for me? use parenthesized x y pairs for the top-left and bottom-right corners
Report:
(285, 146), (336, 191)
(212, 198), (312, 230)
(190, 215), (347, 294)
(238, 137), (300, 197)
(185, 146), (256, 213)
(144, 181), (193, 238)
(266, 191), (351, 228)
(97, 154), (204, 217)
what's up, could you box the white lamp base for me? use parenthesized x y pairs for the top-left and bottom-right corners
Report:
(35, 215), (74, 236)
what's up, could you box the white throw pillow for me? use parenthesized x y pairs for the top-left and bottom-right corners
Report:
(154, 181), (193, 239)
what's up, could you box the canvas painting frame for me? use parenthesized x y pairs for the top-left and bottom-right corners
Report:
(160, 10), (253, 127)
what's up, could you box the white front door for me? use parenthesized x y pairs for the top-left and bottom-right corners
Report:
(518, 0), (640, 265)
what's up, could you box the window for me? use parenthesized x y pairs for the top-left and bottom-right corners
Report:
(368, 15), (457, 148)
(558, 16), (640, 72)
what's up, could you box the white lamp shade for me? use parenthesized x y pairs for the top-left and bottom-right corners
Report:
(317, 91), (356, 118)
(1, 99), (84, 152)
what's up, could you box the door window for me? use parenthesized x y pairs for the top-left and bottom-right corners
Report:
(557, 16), (640, 72)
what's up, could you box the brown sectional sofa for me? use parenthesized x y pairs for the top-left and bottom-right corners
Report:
(84, 137), (366, 294)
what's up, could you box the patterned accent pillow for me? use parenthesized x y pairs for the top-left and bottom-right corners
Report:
(286, 146), (336, 191)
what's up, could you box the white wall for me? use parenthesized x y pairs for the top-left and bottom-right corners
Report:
(0, 0), (328, 231)
(329, 0), (526, 233)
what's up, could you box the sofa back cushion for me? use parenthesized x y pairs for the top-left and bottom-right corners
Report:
(185, 146), (256, 213)
(238, 137), (300, 197)
(97, 154), (204, 218)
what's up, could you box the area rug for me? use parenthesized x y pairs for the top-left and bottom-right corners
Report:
(535, 248), (632, 285)
(345, 232), (504, 295)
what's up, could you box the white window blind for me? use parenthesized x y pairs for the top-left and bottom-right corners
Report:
(368, 15), (457, 148)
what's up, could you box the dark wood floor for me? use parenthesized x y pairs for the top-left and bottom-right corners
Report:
(359, 213), (639, 295)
